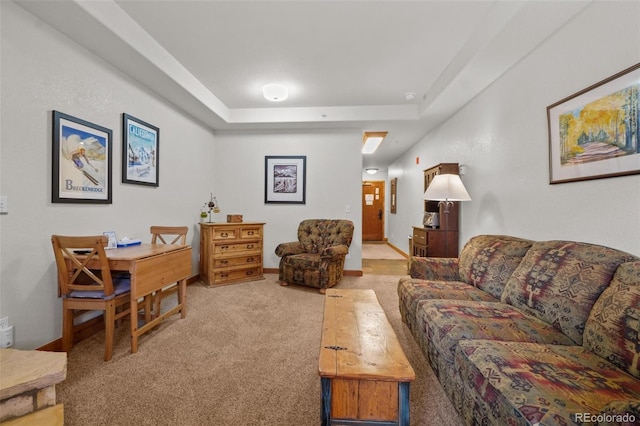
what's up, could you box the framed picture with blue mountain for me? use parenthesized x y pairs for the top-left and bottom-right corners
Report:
(52, 111), (112, 204)
(547, 63), (640, 184)
(122, 113), (159, 187)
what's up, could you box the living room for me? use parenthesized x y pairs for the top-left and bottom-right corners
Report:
(1, 0), (639, 424)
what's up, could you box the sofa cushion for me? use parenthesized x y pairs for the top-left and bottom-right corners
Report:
(456, 340), (640, 425)
(584, 260), (640, 380)
(397, 277), (498, 334)
(458, 235), (533, 299)
(500, 240), (637, 344)
(417, 300), (574, 373)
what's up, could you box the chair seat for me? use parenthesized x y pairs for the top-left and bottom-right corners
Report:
(283, 253), (322, 269)
(67, 277), (131, 300)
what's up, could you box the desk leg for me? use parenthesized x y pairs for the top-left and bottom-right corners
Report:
(179, 279), (187, 318)
(398, 382), (410, 426)
(130, 296), (139, 354)
(321, 378), (331, 426)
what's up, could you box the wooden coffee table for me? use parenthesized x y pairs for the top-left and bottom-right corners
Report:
(319, 289), (415, 426)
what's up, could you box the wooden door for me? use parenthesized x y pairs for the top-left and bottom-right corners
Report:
(362, 181), (384, 241)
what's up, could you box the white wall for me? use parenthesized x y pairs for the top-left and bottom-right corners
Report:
(388, 1), (640, 257)
(213, 130), (363, 271)
(0, 3), (215, 349)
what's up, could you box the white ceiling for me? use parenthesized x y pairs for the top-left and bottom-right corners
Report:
(14, 0), (591, 171)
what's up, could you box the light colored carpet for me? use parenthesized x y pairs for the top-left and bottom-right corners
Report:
(362, 242), (407, 260)
(57, 274), (463, 426)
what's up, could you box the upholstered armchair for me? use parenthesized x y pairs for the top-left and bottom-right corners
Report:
(275, 219), (354, 293)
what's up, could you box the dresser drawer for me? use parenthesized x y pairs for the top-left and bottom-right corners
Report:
(240, 226), (262, 239)
(212, 228), (238, 240)
(213, 254), (262, 269)
(213, 241), (261, 255)
(213, 266), (262, 284)
(412, 228), (427, 245)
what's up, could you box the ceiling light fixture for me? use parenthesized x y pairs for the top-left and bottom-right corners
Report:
(263, 83), (288, 102)
(362, 131), (388, 154)
(404, 92), (416, 101)
(365, 168), (379, 175)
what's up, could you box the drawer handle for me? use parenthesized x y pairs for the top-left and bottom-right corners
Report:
(220, 245), (229, 251)
(220, 232), (229, 238)
(246, 270), (254, 276)
(246, 244), (254, 249)
(247, 257), (254, 262)
(247, 231), (255, 236)
(220, 272), (229, 278)
(220, 260), (229, 265)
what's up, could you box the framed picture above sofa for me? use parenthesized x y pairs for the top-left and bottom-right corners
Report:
(547, 63), (640, 184)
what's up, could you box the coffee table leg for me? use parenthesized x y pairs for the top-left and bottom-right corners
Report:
(321, 378), (331, 426)
(399, 382), (410, 426)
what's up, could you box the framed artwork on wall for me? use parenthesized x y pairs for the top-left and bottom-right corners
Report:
(547, 63), (640, 184)
(390, 177), (397, 214)
(52, 111), (112, 204)
(122, 113), (159, 187)
(265, 155), (306, 204)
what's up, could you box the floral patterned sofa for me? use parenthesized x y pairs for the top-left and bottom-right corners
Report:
(398, 234), (640, 425)
(275, 219), (354, 293)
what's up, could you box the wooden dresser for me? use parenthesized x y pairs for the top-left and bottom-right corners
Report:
(199, 222), (265, 286)
(411, 163), (461, 258)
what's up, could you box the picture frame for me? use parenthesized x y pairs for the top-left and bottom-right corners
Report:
(265, 155), (306, 204)
(122, 113), (159, 187)
(52, 111), (112, 204)
(547, 63), (640, 184)
(390, 177), (397, 214)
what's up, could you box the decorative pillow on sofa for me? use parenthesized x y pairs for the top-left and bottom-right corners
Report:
(500, 240), (637, 344)
(458, 235), (533, 299)
(584, 260), (640, 379)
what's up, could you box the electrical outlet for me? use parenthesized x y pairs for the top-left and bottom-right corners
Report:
(0, 317), (8, 329)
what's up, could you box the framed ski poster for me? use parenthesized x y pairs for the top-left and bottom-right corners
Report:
(52, 111), (112, 204)
(122, 113), (159, 187)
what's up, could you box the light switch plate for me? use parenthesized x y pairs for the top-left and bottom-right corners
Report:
(0, 196), (7, 213)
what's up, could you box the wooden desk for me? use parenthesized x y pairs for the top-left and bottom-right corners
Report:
(82, 244), (192, 354)
(319, 289), (415, 426)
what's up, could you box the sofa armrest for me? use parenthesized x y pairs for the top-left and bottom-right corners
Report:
(275, 241), (305, 257)
(320, 244), (349, 259)
(408, 256), (460, 281)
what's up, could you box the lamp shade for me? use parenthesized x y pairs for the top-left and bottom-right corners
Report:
(423, 174), (471, 201)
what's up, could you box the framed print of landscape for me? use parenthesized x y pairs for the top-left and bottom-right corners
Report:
(547, 63), (640, 184)
(52, 111), (112, 204)
(264, 155), (306, 204)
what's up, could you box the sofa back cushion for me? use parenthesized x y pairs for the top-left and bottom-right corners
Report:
(297, 219), (354, 253)
(458, 235), (533, 299)
(501, 240), (637, 344)
(584, 261), (640, 379)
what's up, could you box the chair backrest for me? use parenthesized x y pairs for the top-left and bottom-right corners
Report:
(150, 226), (188, 245)
(297, 219), (354, 253)
(51, 235), (115, 297)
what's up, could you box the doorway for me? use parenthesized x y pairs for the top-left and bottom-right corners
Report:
(362, 180), (385, 241)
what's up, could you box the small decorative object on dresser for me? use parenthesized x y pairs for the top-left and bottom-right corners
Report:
(199, 222), (264, 286)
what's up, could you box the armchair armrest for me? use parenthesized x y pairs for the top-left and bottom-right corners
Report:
(320, 244), (349, 259)
(275, 241), (305, 257)
(408, 256), (460, 281)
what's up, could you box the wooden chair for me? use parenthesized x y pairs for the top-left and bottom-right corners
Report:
(51, 235), (132, 361)
(149, 226), (188, 315)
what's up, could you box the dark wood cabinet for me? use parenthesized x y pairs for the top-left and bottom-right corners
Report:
(411, 163), (461, 258)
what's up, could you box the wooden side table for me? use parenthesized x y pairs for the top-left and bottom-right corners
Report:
(0, 349), (67, 425)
